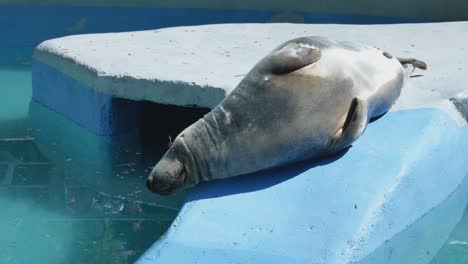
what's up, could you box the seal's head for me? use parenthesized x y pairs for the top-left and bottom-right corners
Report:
(146, 155), (185, 195)
(146, 135), (198, 195)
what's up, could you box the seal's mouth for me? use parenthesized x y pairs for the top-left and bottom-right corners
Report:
(146, 160), (186, 195)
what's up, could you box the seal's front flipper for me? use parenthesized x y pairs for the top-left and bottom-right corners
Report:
(260, 42), (321, 75)
(328, 97), (369, 153)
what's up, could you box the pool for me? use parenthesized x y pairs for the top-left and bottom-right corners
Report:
(0, 48), (187, 263)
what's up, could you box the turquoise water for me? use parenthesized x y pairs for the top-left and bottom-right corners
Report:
(0, 49), (186, 263)
(430, 205), (468, 264)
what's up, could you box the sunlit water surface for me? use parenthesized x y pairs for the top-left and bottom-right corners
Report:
(0, 49), (186, 263)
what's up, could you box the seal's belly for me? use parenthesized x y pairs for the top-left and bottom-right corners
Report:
(296, 45), (405, 116)
(220, 80), (352, 173)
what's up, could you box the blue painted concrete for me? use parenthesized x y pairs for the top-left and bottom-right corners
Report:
(32, 60), (140, 135)
(0, 6), (428, 48)
(137, 109), (468, 263)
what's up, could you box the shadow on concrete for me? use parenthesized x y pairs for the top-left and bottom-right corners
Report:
(188, 147), (350, 200)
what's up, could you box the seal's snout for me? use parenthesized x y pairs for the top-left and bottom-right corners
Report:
(146, 158), (186, 195)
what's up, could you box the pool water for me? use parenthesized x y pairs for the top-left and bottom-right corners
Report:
(0, 49), (186, 263)
(430, 205), (468, 264)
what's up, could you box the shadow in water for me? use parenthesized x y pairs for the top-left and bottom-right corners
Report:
(139, 101), (210, 165)
(189, 148), (350, 201)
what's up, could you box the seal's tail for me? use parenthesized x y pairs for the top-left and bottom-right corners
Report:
(397, 57), (428, 70)
(397, 57), (427, 80)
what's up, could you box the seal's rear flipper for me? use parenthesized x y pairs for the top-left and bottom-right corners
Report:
(260, 42), (321, 75)
(328, 97), (368, 153)
(397, 57), (428, 70)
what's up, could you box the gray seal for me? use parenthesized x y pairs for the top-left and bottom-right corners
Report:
(147, 36), (427, 195)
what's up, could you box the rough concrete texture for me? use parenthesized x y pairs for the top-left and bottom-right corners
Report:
(34, 22), (468, 124)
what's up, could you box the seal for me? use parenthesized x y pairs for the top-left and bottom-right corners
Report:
(146, 36), (427, 195)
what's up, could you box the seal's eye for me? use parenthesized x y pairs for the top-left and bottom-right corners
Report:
(382, 51), (393, 59)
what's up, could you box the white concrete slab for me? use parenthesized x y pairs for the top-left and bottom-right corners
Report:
(34, 22), (468, 123)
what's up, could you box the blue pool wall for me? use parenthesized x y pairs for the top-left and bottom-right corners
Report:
(0, 5), (428, 49)
(32, 60), (140, 135)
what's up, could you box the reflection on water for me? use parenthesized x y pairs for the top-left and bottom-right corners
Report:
(0, 53), (186, 263)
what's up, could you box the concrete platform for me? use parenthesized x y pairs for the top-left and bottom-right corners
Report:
(33, 22), (468, 134)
